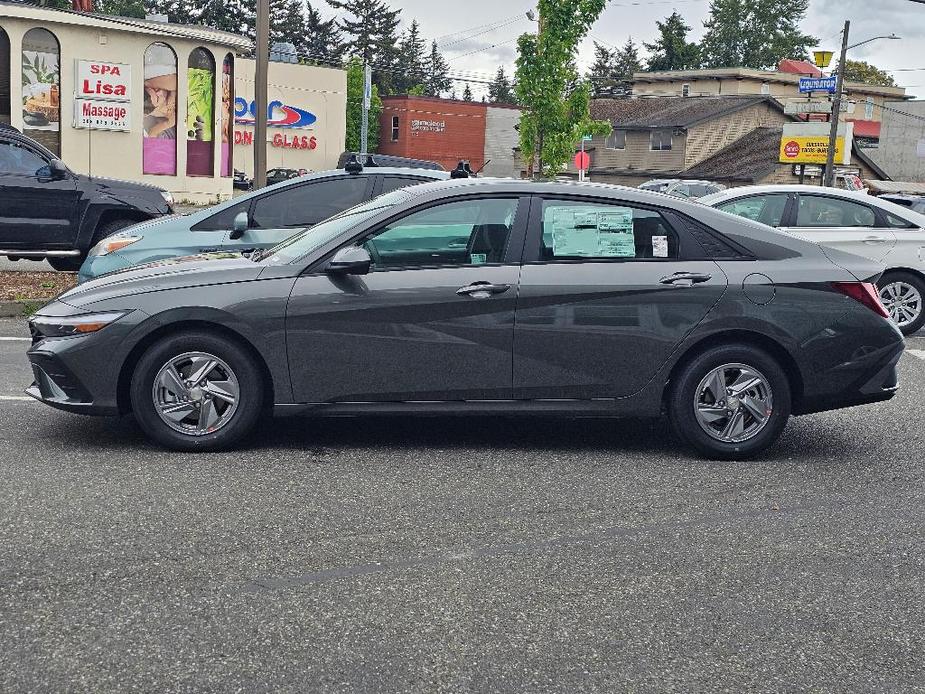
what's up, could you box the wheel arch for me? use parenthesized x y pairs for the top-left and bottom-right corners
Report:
(879, 266), (925, 283)
(116, 320), (275, 414)
(664, 330), (805, 413)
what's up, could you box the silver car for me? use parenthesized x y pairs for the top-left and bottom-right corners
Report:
(703, 185), (925, 335)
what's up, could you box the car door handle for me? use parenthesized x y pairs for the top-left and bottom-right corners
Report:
(864, 236), (888, 244)
(456, 282), (511, 298)
(659, 272), (712, 286)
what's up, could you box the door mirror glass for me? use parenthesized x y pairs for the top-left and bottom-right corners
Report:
(326, 246), (371, 275)
(229, 211), (249, 239)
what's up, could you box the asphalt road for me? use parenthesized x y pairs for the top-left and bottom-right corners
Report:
(1, 317), (924, 692)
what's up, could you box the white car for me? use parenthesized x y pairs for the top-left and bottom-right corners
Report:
(702, 185), (925, 335)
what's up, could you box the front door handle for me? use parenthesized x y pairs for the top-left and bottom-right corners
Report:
(456, 281), (511, 299)
(659, 271), (712, 287)
(864, 236), (888, 244)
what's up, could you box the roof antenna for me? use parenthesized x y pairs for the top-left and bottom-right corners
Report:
(450, 161), (470, 179)
(344, 154), (363, 174)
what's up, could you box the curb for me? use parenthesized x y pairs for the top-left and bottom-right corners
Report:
(0, 300), (43, 318)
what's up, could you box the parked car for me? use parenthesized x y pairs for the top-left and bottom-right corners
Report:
(78, 163), (450, 282)
(266, 168), (300, 186)
(337, 151), (444, 171)
(30, 179), (902, 460)
(0, 124), (173, 271)
(878, 194), (925, 215)
(638, 179), (725, 198)
(702, 185), (925, 335)
(232, 169), (252, 191)
(638, 179), (679, 193)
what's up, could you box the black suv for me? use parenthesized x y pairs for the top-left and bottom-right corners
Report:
(0, 124), (174, 271)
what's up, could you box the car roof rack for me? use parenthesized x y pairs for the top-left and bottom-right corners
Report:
(344, 154), (363, 175)
(450, 161), (472, 179)
(364, 155), (380, 168)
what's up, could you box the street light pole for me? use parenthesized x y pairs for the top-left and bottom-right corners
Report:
(253, 0), (270, 189)
(823, 20), (850, 188)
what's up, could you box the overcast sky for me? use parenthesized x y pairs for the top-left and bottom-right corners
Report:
(321, 0), (925, 98)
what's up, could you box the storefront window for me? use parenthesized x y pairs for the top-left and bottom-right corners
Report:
(143, 42), (178, 175)
(186, 48), (215, 176)
(221, 53), (233, 177)
(21, 28), (60, 156)
(0, 27), (10, 125)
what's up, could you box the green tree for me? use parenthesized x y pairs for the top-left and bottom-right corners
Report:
(588, 42), (616, 97)
(271, 0), (306, 52)
(514, 0), (612, 178)
(700, 0), (816, 69)
(643, 11), (700, 71)
(394, 20), (428, 93)
(345, 57), (382, 152)
(488, 66), (516, 104)
(329, 0), (401, 92)
(300, 0), (344, 65)
(462, 83), (473, 101)
(842, 59), (896, 87)
(96, 0), (146, 18)
(197, 0), (253, 37)
(143, 0), (195, 23)
(423, 41), (451, 97)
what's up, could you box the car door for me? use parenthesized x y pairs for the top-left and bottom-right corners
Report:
(285, 195), (528, 404)
(714, 193), (791, 229)
(782, 193), (896, 262)
(227, 176), (373, 253)
(188, 198), (253, 255)
(513, 196), (728, 400)
(0, 139), (80, 249)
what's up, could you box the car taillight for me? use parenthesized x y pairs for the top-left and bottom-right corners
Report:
(832, 281), (891, 320)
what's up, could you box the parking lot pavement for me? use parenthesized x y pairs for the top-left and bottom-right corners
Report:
(0, 257), (53, 272)
(1, 317), (924, 692)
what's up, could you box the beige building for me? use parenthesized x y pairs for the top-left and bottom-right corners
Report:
(1, 3), (250, 203)
(631, 66), (906, 126)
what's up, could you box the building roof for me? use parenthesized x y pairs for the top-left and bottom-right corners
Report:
(590, 95), (785, 130)
(683, 126), (891, 182)
(847, 119), (882, 139)
(0, 1), (251, 50)
(631, 67), (907, 99)
(777, 59), (822, 77)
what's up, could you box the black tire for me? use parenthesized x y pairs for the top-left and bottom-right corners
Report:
(877, 271), (925, 336)
(669, 343), (792, 460)
(130, 331), (265, 451)
(47, 219), (138, 272)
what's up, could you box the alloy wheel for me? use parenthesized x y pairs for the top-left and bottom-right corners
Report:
(152, 352), (240, 436)
(879, 281), (922, 329)
(694, 363), (773, 444)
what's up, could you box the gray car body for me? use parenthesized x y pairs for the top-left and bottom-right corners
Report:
(28, 179), (904, 422)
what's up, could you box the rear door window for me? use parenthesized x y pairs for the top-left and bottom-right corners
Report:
(796, 195), (876, 228)
(251, 176), (371, 229)
(716, 194), (789, 227)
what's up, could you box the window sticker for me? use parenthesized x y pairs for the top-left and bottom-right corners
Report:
(470, 253), (487, 265)
(652, 235), (669, 258)
(548, 206), (636, 258)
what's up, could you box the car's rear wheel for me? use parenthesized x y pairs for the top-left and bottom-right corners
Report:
(669, 344), (791, 460)
(878, 271), (925, 335)
(130, 332), (264, 451)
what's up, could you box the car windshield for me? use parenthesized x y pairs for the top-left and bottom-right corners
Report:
(259, 201), (397, 265)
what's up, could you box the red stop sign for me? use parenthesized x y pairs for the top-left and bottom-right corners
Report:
(574, 151), (590, 171)
(783, 140), (801, 159)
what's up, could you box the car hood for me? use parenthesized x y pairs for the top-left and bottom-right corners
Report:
(88, 175), (165, 194)
(58, 253), (266, 307)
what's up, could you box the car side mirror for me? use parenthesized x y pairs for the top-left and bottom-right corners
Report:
(46, 158), (68, 180)
(326, 246), (371, 275)
(229, 211), (249, 239)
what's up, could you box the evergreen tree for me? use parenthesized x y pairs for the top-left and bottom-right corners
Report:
(643, 11), (700, 71)
(614, 38), (642, 80)
(394, 20), (428, 93)
(588, 42), (615, 96)
(301, 0), (344, 65)
(423, 41), (451, 97)
(143, 0), (195, 23)
(271, 0), (306, 53)
(699, 0), (816, 69)
(197, 0), (253, 37)
(328, 0), (401, 92)
(462, 83), (473, 101)
(96, 0), (146, 19)
(345, 57), (382, 151)
(488, 66), (516, 104)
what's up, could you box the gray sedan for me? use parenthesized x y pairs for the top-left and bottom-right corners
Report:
(26, 179), (904, 459)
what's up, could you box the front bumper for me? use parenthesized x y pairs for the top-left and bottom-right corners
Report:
(25, 349), (119, 416)
(77, 251), (132, 283)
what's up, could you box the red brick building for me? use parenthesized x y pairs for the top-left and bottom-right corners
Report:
(378, 95), (521, 177)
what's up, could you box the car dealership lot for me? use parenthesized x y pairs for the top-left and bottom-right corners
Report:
(1, 317), (924, 691)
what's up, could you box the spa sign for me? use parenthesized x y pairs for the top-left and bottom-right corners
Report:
(73, 60), (132, 131)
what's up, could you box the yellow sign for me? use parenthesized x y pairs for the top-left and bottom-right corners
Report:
(813, 50), (834, 69)
(779, 136), (847, 164)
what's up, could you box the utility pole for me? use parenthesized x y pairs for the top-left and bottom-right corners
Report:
(253, 0), (270, 189)
(360, 63), (372, 155)
(823, 20), (850, 188)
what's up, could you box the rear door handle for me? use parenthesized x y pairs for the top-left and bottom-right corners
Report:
(659, 272), (712, 286)
(457, 282), (511, 298)
(864, 236), (888, 244)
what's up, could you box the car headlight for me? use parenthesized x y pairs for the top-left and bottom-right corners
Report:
(89, 235), (142, 257)
(29, 311), (129, 338)
(160, 190), (174, 207)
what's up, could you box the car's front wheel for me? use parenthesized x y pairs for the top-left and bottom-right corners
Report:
(130, 332), (264, 451)
(669, 344), (792, 460)
(878, 271), (925, 336)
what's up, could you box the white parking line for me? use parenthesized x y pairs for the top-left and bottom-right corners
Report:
(0, 395), (34, 402)
(906, 349), (925, 361)
(0, 337), (29, 342)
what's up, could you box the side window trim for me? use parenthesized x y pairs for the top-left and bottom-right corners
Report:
(522, 194), (694, 264)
